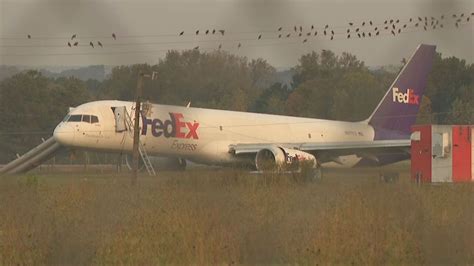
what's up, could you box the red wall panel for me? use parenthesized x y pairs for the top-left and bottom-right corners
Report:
(452, 126), (472, 182)
(411, 125), (432, 182)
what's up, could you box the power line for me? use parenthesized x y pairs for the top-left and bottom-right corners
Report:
(1, 11), (472, 41)
(0, 13), (471, 59)
(0, 22), (472, 58)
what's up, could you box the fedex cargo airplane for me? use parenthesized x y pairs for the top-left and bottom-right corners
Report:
(52, 44), (436, 176)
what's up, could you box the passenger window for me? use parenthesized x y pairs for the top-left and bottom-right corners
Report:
(82, 115), (91, 123)
(91, 116), (99, 124)
(68, 115), (82, 122)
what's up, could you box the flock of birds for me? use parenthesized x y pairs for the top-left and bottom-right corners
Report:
(22, 12), (474, 51)
(27, 33), (117, 48)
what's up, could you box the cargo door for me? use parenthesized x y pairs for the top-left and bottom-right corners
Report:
(112, 106), (128, 132)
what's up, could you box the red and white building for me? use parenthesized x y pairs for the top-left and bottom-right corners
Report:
(411, 125), (473, 183)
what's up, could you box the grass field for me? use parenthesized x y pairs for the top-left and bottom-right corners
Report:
(0, 166), (473, 265)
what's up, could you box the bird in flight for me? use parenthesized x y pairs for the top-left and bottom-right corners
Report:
(179, 31), (184, 36)
(67, 42), (71, 47)
(98, 41), (103, 47)
(89, 41), (94, 48)
(27, 34), (31, 39)
(71, 34), (77, 40)
(73, 42), (79, 46)
(112, 33), (116, 40)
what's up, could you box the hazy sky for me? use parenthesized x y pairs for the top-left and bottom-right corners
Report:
(0, 0), (473, 68)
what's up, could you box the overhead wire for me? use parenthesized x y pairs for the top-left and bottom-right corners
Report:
(0, 12), (472, 58)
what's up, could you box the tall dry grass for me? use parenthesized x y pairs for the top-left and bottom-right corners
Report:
(0, 169), (473, 264)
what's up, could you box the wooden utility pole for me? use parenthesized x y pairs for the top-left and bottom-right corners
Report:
(131, 71), (157, 185)
(131, 72), (145, 185)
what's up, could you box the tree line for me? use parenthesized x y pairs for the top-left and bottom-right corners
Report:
(0, 49), (472, 162)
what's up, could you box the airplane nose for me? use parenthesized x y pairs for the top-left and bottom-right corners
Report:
(53, 123), (75, 146)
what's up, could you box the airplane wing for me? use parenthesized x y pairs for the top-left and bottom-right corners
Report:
(228, 139), (411, 165)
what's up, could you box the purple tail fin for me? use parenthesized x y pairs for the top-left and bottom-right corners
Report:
(367, 44), (436, 140)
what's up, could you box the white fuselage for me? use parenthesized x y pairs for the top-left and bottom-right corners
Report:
(53, 100), (375, 168)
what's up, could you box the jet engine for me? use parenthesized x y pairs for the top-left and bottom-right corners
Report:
(255, 145), (317, 171)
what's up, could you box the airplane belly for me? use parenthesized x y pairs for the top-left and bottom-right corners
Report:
(321, 155), (362, 168)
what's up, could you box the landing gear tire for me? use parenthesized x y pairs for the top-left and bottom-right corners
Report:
(304, 167), (322, 183)
(176, 158), (187, 171)
(379, 172), (399, 183)
(312, 167), (323, 182)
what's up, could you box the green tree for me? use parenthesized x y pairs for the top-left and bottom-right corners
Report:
(0, 71), (90, 162)
(426, 54), (473, 123)
(287, 50), (384, 120)
(445, 85), (474, 124)
(253, 83), (290, 115)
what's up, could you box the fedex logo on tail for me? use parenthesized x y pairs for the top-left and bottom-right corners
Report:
(392, 87), (419, 105)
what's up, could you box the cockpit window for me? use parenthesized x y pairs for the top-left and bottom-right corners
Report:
(82, 115), (91, 123)
(62, 114), (71, 122)
(68, 115), (82, 122)
(66, 114), (99, 124)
